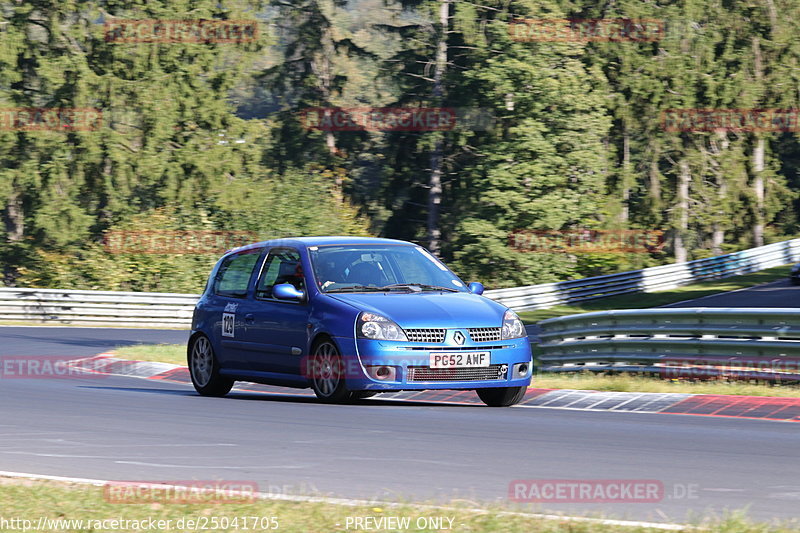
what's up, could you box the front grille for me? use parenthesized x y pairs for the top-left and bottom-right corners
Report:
(468, 327), (502, 343)
(405, 328), (446, 343)
(407, 364), (508, 382)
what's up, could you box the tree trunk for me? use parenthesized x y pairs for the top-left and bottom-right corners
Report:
(674, 160), (690, 263)
(619, 125), (630, 223)
(752, 137), (765, 247)
(712, 133), (728, 256)
(426, 0), (448, 255)
(4, 190), (23, 242)
(649, 160), (661, 212)
(318, 20), (339, 162)
(711, 226), (724, 256)
(751, 36), (766, 248)
(765, 0), (777, 37)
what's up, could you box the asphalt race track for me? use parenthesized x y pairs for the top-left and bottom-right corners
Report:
(663, 277), (800, 308)
(1, 279), (800, 526)
(0, 327), (188, 357)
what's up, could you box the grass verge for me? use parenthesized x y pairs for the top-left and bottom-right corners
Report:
(517, 265), (793, 324)
(114, 343), (186, 366)
(1, 477), (797, 533)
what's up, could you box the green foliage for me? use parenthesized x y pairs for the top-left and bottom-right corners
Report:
(0, 1), (369, 291)
(11, 165), (369, 292)
(3, 0), (800, 292)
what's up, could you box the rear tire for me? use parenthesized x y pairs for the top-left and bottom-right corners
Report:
(309, 339), (353, 403)
(188, 334), (233, 397)
(476, 386), (527, 407)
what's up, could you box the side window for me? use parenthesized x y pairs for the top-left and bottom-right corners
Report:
(256, 248), (305, 300)
(212, 250), (261, 298)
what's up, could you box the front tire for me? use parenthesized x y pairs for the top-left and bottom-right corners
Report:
(476, 386), (527, 407)
(310, 339), (353, 403)
(188, 334), (233, 397)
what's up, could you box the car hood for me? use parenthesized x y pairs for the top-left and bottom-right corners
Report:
(327, 291), (507, 329)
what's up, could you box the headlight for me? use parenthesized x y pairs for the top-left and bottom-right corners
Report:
(501, 310), (526, 339)
(357, 312), (408, 341)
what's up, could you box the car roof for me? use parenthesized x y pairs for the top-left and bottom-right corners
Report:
(226, 236), (416, 254)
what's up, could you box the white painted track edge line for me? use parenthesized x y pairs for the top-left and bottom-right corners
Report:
(0, 470), (109, 486)
(0, 471), (690, 531)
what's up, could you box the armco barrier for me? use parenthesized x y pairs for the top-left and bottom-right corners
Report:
(484, 238), (800, 310)
(0, 288), (197, 328)
(538, 308), (800, 381)
(0, 238), (798, 327)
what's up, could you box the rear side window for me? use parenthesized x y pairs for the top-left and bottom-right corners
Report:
(213, 249), (261, 298)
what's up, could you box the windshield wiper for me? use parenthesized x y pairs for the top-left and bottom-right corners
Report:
(326, 285), (385, 293)
(379, 283), (459, 293)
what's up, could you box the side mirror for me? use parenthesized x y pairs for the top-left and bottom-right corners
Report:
(468, 282), (484, 295)
(273, 283), (305, 301)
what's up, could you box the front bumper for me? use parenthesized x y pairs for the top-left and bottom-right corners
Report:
(333, 335), (533, 391)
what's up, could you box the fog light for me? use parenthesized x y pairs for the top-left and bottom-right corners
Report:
(513, 362), (531, 379)
(366, 365), (396, 381)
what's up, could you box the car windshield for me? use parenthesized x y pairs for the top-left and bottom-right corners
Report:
(309, 244), (469, 293)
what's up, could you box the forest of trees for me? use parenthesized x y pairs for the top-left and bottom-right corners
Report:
(1, 0), (799, 292)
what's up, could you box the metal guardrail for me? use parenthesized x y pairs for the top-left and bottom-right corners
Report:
(0, 288), (197, 328)
(538, 308), (800, 381)
(485, 238), (800, 310)
(1, 238), (798, 328)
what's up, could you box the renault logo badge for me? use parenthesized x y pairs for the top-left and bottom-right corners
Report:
(453, 331), (465, 345)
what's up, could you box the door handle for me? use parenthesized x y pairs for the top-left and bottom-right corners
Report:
(244, 313), (254, 325)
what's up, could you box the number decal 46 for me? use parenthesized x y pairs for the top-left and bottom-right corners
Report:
(222, 312), (235, 338)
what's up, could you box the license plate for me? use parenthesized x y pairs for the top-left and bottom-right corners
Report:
(430, 352), (490, 369)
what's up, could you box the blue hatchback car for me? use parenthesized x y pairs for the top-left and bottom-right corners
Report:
(189, 237), (532, 406)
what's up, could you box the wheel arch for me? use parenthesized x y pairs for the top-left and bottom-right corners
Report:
(187, 330), (209, 365)
(309, 331), (337, 353)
